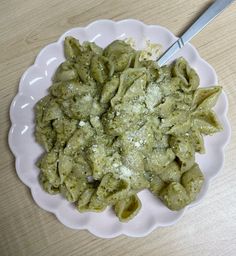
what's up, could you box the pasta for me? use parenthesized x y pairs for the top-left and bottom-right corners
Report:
(35, 37), (222, 222)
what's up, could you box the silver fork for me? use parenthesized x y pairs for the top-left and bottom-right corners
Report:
(157, 0), (235, 66)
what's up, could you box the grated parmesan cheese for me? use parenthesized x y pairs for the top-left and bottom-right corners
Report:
(119, 165), (132, 178)
(78, 121), (86, 127)
(145, 83), (162, 111)
(139, 40), (162, 61)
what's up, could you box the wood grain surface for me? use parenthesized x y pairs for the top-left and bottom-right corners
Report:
(1, 0), (236, 255)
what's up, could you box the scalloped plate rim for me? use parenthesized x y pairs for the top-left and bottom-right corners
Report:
(8, 19), (231, 238)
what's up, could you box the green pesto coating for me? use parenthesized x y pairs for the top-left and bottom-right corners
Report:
(35, 37), (222, 222)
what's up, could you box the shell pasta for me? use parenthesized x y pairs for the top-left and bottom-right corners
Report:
(35, 37), (222, 222)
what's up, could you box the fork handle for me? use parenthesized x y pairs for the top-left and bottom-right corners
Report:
(157, 0), (235, 66)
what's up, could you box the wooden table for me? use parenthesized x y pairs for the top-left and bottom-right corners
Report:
(1, 0), (236, 255)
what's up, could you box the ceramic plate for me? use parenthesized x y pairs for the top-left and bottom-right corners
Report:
(8, 19), (231, 238)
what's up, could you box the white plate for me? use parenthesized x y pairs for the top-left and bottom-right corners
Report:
(9, 19), (231, 238)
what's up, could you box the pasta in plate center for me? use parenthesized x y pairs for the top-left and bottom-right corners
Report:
(35, 37), (222, 222)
